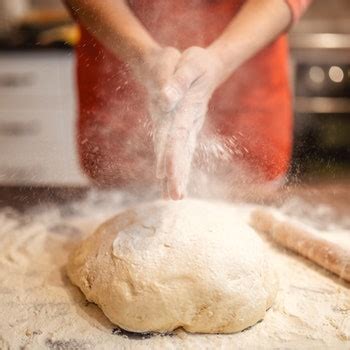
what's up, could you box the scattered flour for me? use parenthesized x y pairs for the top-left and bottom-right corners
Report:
(0, 190), (349, 349)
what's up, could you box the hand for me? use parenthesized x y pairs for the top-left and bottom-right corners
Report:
(129, 46), (183, 192)
(159, 46), (227, 200)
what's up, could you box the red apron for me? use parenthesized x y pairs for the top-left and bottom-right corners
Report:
(75, 0), (292, 187)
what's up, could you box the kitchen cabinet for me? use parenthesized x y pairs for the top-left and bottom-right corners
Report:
(0, 50), (88, 185)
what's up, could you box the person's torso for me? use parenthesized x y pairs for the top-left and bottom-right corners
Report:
(75, 0), (293, 182)
(128, 0), (245, 48)
(77, 0), (290, 112)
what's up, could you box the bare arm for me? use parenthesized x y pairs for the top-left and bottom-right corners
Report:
(64, 0), (183, 195)
(64, 0), (159, 66)
(162, 0), (293, 103)
(208, 0), (293, 81)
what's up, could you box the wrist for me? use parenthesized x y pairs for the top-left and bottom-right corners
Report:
(126, 39), (161, 70)
(207, 40), (241, 81)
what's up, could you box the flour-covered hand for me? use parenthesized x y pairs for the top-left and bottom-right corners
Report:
(131, 46), (182, 182)
(160, 46), (226, 200)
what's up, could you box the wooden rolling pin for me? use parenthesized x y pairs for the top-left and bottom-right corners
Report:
(250, 208), (350, 283)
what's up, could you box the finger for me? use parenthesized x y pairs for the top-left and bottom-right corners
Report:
(160, 64), (202, 113)
(165, 135), (185, 200)
(166, 128), (196, 200)
(149, 51), (181, 179)
(155, 48), (181, 86)
(149, 100), (172, 179)
(148, 93), (166, 177)
(154, 114), (173, 179)
(165, 96), (207, 199)
(161, 178), (170, 200)
(151, 48), (180, 105)
(168, 85), (207, 131)
(152, 100), (202, 182)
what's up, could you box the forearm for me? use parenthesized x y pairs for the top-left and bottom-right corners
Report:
(64, 0), (160, 65)
(209, 0), (292, 80)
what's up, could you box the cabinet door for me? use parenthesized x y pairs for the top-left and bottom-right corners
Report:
(0, 52), (62, 96)
(0, 51), (87, 185)
(0, 109), (87, 185)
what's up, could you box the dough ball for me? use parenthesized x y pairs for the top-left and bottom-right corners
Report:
(67, 199), (278, 334)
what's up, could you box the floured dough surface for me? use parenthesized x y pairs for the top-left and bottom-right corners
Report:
(67, 199), (278, 334)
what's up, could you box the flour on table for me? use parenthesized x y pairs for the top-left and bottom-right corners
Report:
(0, 190), (349, 349)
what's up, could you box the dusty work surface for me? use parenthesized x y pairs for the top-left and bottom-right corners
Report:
(0, 189), (349, 349)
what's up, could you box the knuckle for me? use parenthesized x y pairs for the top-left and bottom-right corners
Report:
(164, 46), (178, 55)
(174, 75), (189, 91)
(163, 84), (180, 101)
(184, 46), (202, 57)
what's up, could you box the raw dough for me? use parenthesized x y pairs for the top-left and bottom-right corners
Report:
(67, 199), (278, 333)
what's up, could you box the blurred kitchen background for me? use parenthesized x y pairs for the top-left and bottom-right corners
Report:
(0, 0), (349, 188)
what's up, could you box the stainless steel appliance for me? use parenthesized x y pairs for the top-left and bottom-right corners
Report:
(289, 0), (350, 178)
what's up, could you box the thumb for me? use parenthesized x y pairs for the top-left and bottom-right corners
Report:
(160, 64), (201, 113)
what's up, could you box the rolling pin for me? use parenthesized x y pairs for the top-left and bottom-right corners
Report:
(250, 208), (350, 283)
